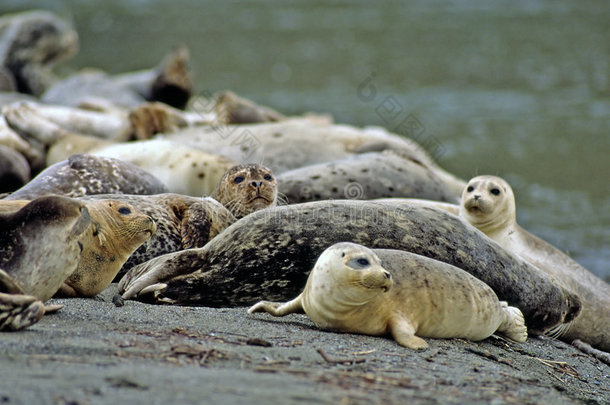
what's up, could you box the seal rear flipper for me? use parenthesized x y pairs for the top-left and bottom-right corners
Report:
(388, 315), (428, 350)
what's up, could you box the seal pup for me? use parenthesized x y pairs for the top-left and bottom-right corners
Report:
(277, 150), (461, 204)
(119, 200), (579, 335)
(55, 199), (156, 297)
(82, 194), (235, 277)
(460, 175), (610, 351)
(0, 10), (78, 95)
(5, 154), (168, 200)
(210, 164), (278, 218)
(0, 196), (90, 301)
(250, 243), (527, 349)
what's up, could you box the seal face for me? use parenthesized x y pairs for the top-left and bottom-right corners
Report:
(249, 243), (527, 349)
(460, 175), (610, 351)
(210, 164), (277, 218)
(58, 199), (156, 297)
(0, 195), (90, 301)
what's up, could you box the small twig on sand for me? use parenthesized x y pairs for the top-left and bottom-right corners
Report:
(317, 348), (366, 365)
(572, 339), (610, 366)
(465, 348), (514, 368)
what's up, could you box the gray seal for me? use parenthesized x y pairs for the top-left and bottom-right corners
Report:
(277, 150), (461, 203)
(5, 154), (168, 200)
(119, 200), (580, 335)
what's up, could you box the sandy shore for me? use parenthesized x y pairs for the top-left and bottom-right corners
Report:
(0, 284), (608, 405)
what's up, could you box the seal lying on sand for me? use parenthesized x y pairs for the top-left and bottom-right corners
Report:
(0, 196), (90, 301)
(5, 154), (168, 200)
(250, 243), (527, 349)
(460, 175), (610, 351)
(82, 194), (235, 277)
(119, 200), (579, 335)
(277, 150), (461, 204)
(210, 164), (278, 218)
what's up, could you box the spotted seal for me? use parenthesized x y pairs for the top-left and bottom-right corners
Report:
(4, 154), (168, 200)
(460, 175), (610, 351)
(119, 200), (579, 335)
(0, 195), (90, 301)
(277, 150), (461, 203)
(250, 243), (527, 349)
(210, 164), (278, 218)
(81, 194), (235, 277)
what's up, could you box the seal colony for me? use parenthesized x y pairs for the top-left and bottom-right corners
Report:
(1, 9), (608, 365)
(249, 243), (527, 349)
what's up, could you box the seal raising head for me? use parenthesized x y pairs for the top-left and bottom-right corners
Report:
(210, 164), (277, 218)
(459, 175), (516, 238)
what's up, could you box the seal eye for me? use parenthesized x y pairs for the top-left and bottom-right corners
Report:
(467, 186), (474, 192)
(234, 176), (244, 184)
(490, 188), (501, 196)
(347, 257), (371, 269)
(264, 174), (273, 181)
(118, 207), (131, 215)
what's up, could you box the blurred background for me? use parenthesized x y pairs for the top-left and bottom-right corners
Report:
(3, 0), (609, 279)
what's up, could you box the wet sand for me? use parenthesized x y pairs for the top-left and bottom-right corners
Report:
(0, 285), (608, 405)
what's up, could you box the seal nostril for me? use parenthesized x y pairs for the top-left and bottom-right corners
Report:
(384, 271), (391, 279)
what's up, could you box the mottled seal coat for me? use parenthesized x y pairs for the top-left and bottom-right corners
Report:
(460, 175), (610, 351)
(4, 154), (168, 200)
(161, 121), (465, 192)
(210, 164), (278, 218)
(0, 10), (78, 95)
(56, 199), (156, 297)
(250, 243), (527, 349)
(0, 196), (90, 301)
(82, 194), (235, 276)
(119, 200), (579, 335)
(277, 151), (461, 204)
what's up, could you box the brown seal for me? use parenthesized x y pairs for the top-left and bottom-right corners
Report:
(460, 175), (609, 351)
(56, 199), (156, 297)
(210, 164), (277, 218)
(250, 243), (527, 349)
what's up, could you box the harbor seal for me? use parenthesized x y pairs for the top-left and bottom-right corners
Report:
(0, 195), (90, 301)
(249, 243), (527, 349)
(0, 10), (78, 95)
(277, 150), (461, 203)
(213, 90), (285, 124)
(119, 200), (579, 335)
(56, 199), (156, 297)
(81, 194), (235, 277)
(460, 175), (610, 351)
(5, 154), (168, 200)
(0, 145), (30, 193)
(210, 164), (278, 218)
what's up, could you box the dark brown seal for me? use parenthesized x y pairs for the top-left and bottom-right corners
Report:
(119, 200), (580, 335)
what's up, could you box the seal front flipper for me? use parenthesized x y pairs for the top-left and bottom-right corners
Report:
(179, 203), (211, 250)
(248, 295), (305, 317)
(0, 292), (45, 331)
(388, 314), (428, 350)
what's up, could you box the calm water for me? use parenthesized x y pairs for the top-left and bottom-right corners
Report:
(4, 0), (609, 279)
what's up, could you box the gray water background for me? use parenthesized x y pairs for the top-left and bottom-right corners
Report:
(3, 0), (609, 280)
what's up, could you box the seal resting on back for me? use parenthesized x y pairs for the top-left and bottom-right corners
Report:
(250, 243), (527, 349)
(4, 153), (168, 200)
(119, 200), (580, 335)
(460, 175), (610, 351)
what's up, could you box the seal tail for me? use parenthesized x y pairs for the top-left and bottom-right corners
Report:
(496, 301), (528, 343)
